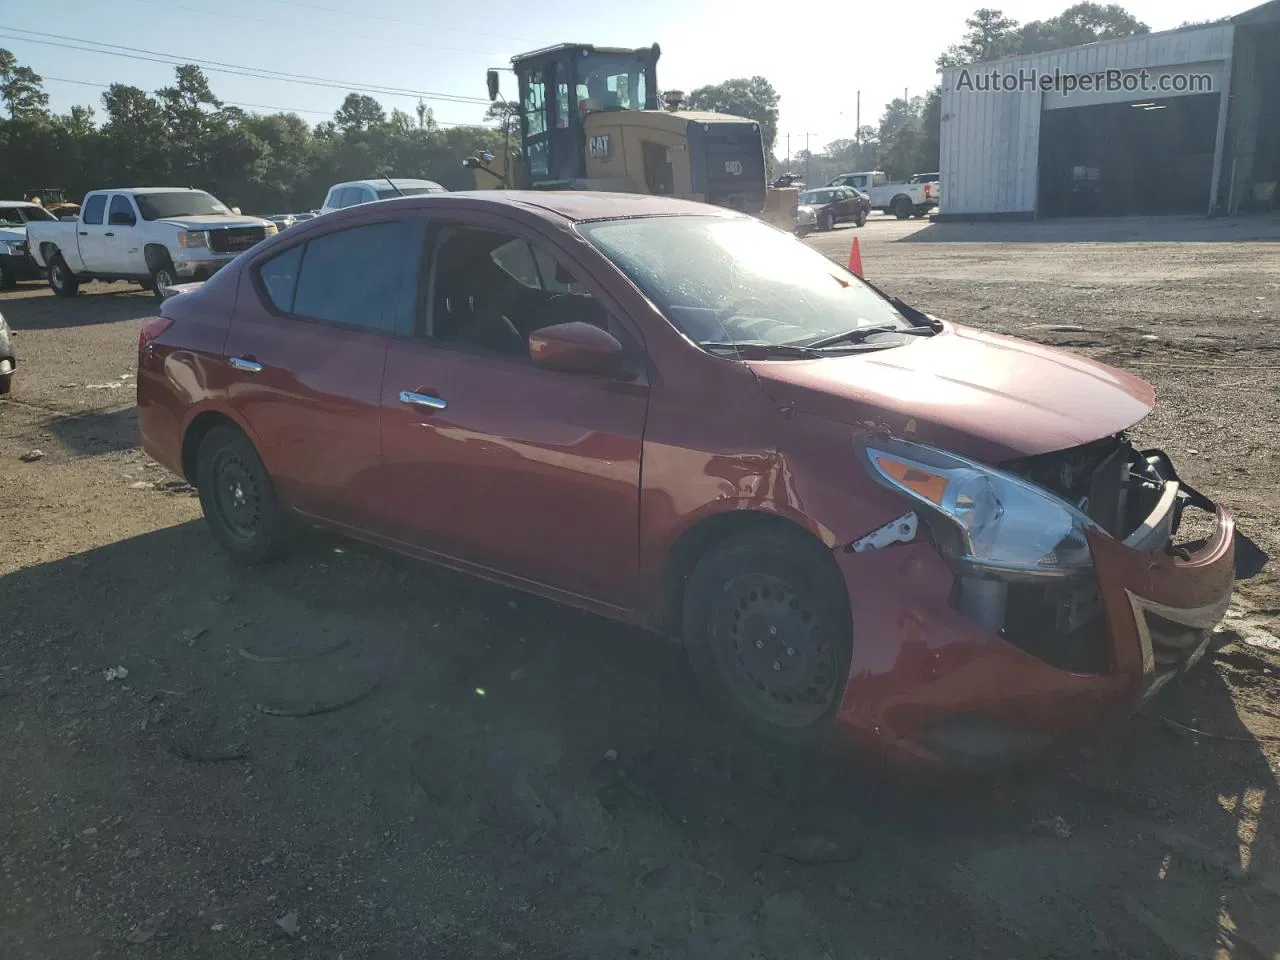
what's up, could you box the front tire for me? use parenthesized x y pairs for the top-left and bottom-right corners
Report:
(819, 211), (834, 231)
(48, 255), (79, 297)
(854, 208), (868, 227)
(196, 424), (292, 565)
(150, 257), (178, 300)
(682, 529), (853, 746)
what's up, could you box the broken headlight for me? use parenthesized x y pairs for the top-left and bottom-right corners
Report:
(859, 438), (1097, 578)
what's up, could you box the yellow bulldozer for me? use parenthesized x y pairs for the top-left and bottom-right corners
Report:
(465, 43), (797, 230)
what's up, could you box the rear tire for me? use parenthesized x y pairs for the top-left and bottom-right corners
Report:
(682, 528), (853, 747)
(0, 259), (15, 290)
(892, 196), (913, 220)
(195, 424), (292, 565)
(48, 255), (79, 297)
(854, 209), (868, 228)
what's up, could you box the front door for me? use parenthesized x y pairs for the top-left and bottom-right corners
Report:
(378, 221), (649, 608)
(223, 216), (425, 528)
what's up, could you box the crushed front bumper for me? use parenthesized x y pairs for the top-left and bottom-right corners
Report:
(832, 451), (1266, 769)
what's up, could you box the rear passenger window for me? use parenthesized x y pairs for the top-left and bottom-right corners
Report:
(291, 220), (422, 333)
(258, 244), (303, 312)
(82, 194), (106, 225)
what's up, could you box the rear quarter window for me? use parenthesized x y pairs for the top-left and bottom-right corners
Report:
(258, 244), (304, 312)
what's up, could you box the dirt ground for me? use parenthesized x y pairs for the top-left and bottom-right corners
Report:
(3, 214), (1280, 959)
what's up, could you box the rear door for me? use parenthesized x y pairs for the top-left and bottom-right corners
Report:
(377, 217), (650, 607)
(104, 194), (143, 275)
(223, 214), (426, 528)
(76, 193), (110, 270)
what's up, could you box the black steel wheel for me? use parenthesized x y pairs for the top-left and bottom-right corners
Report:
(682, 528), (852, 744)
(196, 424), (292, 564)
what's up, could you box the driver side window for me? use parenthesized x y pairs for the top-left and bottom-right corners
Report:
(425, 226), (611, 358)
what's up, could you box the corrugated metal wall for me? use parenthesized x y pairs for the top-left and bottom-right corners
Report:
(939, 24), (1234, 216)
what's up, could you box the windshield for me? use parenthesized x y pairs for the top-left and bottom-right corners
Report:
(134, 191), (231, 221)
(374, 184), (443, 200)
(0, 205), (54, 225)
(576, 54), (648, 112)
(579, 215), (911, 351)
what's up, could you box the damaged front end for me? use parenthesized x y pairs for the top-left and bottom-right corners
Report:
(843, 433), (1268, 765)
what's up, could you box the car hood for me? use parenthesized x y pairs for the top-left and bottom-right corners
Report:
(155, 215), (271, 230)
(748, 321), (1155, 462)
(0, 225), (27, 244)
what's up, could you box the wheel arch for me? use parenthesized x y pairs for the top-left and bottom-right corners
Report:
(180, 407), (263, 485)
(144, 244), (173, 272)
(39, 241), (61, 265)
(658, 508), (847, 637)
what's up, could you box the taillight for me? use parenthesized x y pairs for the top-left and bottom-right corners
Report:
(924, 183), (934, 198)
(139, 316), (174, 353)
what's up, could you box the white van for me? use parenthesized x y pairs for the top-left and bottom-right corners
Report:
(319, 178), (446, 215)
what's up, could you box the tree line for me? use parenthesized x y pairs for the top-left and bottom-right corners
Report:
(1, 4), (1150, 210)
(0, 53), (506, 213)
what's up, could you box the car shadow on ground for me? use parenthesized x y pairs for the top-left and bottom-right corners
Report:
(0, 284), (154, 330)
(2, 522), (1278, 957)
(40, 406), (140, 456)
(902, 214), (1280, 244)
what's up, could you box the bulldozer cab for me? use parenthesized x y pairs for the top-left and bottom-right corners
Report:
(511, 43), (659, 185)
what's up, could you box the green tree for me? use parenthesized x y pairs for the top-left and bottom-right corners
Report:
(334, 93), (386, 134)
(937, 9), (1020, 68)
(687, 76), (780, 157)
(0, 48), (50, 120)
(1015, 2), (1149, 54)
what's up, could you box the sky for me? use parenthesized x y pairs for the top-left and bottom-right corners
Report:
(1, 0), (1247, 155)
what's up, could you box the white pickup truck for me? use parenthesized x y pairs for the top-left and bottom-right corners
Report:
(27, 187), (277, 299)
(826, 170), (940, 219)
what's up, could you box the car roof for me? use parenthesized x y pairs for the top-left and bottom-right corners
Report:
(91, 187), (210, 195)
(334, 178), (446, 190)
(393, 190), (733, 222)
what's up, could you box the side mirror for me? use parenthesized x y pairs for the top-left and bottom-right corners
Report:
(487, 69), (500, 102)
(529, 321), (625, 376)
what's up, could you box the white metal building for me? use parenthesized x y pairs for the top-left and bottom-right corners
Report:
(938, 0), (1280, 218)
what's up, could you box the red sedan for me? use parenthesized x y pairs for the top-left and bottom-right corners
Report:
(137, 191), (1263, 768)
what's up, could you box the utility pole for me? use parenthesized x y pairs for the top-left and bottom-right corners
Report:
(786, 132), (791, 171)
(805, 132), (811, 185)
(855, 91), (860, 141)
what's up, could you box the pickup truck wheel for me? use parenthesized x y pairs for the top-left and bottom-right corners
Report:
(196, 425), (292, 565)
(48, 256), (79, 298)
(682, 529), (852, 746)
(892, 196), (913, 220)
(0, 259), (14, 290)
(150, 260), (177, 300)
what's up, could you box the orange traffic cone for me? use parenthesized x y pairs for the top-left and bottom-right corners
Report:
(847, 236), (864, 277)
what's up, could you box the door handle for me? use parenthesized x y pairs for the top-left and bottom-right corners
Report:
(78, 231), (88, 236)
(104, 231), (115, 237)
(399, 390), (447, 411)
(229, 356), (263, 373)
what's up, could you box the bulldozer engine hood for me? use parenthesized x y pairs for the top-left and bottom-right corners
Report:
(681, 118), (767, 215)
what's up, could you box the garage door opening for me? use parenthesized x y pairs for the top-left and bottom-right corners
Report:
(1037, 94), (1221, 217)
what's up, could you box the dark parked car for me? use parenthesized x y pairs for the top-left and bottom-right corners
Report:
(137, 191), (1260, 769)
(795, 186), (869, 234)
